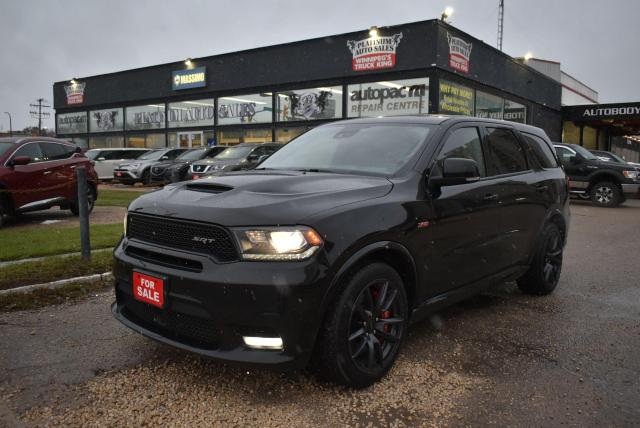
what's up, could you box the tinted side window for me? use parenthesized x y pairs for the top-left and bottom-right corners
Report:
(41, 142), (74, 160)
(437, 127), (486, 177)
(13, 143), (45, 163)
(122, 150), (147, 160)
(521, 133), (558, 168)
(165, 150), (183, 160)
(484, 128), (528, 175)
(555, 146), (575, 164)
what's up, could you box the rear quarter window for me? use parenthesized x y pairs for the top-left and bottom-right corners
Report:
(521, 133), (559, 168)
(483, 127), (528, 175)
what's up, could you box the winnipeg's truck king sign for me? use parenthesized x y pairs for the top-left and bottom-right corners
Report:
(347, 33), (403, 72)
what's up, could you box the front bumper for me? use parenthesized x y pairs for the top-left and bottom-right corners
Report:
(112, 237), (329, 370)
(621, 183), (640, 197)
(114, 168), (141, 181)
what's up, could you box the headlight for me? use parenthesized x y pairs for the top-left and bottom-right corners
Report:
(127, 163), (141, 169)
(123, 214), (128, 235)
(232, 226), (323, 261)
(622, 170), (639, 180)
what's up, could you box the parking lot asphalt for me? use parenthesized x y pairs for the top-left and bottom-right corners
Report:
(1, 200), (639, 427)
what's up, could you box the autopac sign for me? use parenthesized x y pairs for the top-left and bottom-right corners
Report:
(172, 67), (206, 90)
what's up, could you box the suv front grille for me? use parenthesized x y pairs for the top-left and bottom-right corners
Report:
(151, 166), (165, 175)
(126, 213), (239, 262)
(192, 164), (207, 173)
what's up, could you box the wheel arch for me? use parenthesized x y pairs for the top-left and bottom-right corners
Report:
(588, 171), (623, 189)
(324, 241), (418, 312)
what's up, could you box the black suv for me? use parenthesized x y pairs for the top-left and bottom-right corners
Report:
(150, 147), (226, 183)
(554, 143), (640, 207)
(189, 142), (283, 179)
(113, 117), (569, 388)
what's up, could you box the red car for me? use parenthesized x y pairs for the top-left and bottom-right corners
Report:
(0, 137), (99, 227)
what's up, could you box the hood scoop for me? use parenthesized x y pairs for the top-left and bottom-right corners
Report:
(185, 182), (234, 194)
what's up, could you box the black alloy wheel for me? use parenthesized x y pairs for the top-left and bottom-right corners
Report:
(590, 181), (621, 207)
(517, 222), (563, 295)
(141, 169), (151, 185)
(348, 279), (405, 372)
(313, 263), (408, 388)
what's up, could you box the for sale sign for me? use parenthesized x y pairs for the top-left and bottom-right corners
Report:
(347, 33), (403, 72)
(132, 272), (164, 308)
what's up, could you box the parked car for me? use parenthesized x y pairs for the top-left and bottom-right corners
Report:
(0, 137), (99, 227)
(190, 142), (283, 179)
(150, 147), (226, 183)
(555, 143), (640, 207)
(86, 148), (150, 181)
(112, 116), (569, 388)
(113, 148), (188, 185)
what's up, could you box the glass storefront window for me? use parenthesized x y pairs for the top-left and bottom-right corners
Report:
(126, 104), (166, 130)
(347, 78), (429, 118)
(89, 136), (124, 149)
(276, 86), (342, 121)
(146, 133), (166, 148)
(72, 138), (89, 149)
(475, 91), (503, 120)
(218, 93), (272, 125)
(275, 127), (310, 143)
(217, 128), (272, 146)
(168, 99), (215, 128)
(439, 80), (474, 115)
(89, 108), (124, 132)
(504, 99), (527, 123)
(127, 135), (146, 148)
(57, 112), (87, 134)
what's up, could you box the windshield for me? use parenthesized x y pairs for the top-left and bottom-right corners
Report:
(0, 142), (13, 157)
(573, 145), (598, 160)
(176, 150), (205, 161)
(137, 150), (164, 160)
(259, 123), (433, 176)
(215, 146), (253, 160)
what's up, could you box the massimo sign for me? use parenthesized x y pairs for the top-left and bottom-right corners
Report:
(172, 67), (206, 90)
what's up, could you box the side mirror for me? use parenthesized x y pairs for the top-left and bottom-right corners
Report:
(97, 157), (106, 161)
(246, 154), (259, 162)
(433, 158), (481, 186)
(10, 156), (31, 166)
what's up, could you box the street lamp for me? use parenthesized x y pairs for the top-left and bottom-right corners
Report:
(185, 58), (193, 68)
(369, 26), (379, 38)
(524, 52), (533, 61)
(441, 6), (454, 22)
(3, 112), (11, 136)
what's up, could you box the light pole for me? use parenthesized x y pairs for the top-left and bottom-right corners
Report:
(441, 6), (454, 22)
(3, 112), (11, 136)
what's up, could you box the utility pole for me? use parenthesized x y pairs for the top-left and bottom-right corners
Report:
(3, 112), (11, 136)
(497, 0), (505, 51)
(29, 98), (51, 136)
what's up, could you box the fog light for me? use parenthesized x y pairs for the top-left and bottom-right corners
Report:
(243, 336), (283, 350)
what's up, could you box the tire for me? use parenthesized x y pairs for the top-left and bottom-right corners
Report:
(313, 263), (408, 388)
(590, 181), (621, 207)
(517, 223), (563, 295)
(141, 169), (151, 185)
(70, 185), (96, 216)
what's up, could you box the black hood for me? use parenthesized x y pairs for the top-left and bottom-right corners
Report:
(128, 171), (393, 226)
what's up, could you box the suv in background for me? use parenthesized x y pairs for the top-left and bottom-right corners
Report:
(190, 143), (283, 179)
(112, 117), (568, 388)
(150, 146), (226, 183)
(113, 148), (188, 185)
(0, 137), (99, 227)
(86, 148), (150, 181)
(555, 143), (640, 207)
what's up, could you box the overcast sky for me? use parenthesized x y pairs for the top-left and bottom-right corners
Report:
(1, 0), (639, 131)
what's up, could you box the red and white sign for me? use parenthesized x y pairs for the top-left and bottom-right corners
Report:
(133, 272), (164, 308)
(447, 32), (472, 74)
(347, 33), (403, 72)
(64, 82), (86, 105)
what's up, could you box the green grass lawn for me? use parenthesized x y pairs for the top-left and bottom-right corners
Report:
(0, 251), (113, 290)
(0, 223), (123, 261)
(95, 189), (146, 207)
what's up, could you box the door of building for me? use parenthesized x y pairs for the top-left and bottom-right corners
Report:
(177, 132), (203, 148)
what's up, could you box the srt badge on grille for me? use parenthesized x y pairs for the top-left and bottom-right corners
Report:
(192, 236), (215, 244)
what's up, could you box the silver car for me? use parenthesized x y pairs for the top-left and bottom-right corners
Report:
(86, 148), (150, 180)
(113, 148), (188, 185)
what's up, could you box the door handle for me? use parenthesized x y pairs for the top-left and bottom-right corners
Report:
(43, 170), (52, 175)
(535, 185), (549, 192)
(70, 165), (77, 169)
(483, 193), (499, 201)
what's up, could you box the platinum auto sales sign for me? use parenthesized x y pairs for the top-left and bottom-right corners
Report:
(447, 32), (472, 73)
(347, 33), (403, 72)
(64, 82), (86, 105)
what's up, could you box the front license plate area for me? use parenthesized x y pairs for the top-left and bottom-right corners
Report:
(132, 271), (165, 308)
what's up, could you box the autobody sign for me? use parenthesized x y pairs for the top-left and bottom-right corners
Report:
(172, 67), (206, 90)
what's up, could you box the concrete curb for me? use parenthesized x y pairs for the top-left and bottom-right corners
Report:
(0, 272), (113, 297)
(0, 248), (113, 268)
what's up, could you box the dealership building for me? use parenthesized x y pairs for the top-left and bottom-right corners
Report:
(52, 19), (640, 161)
